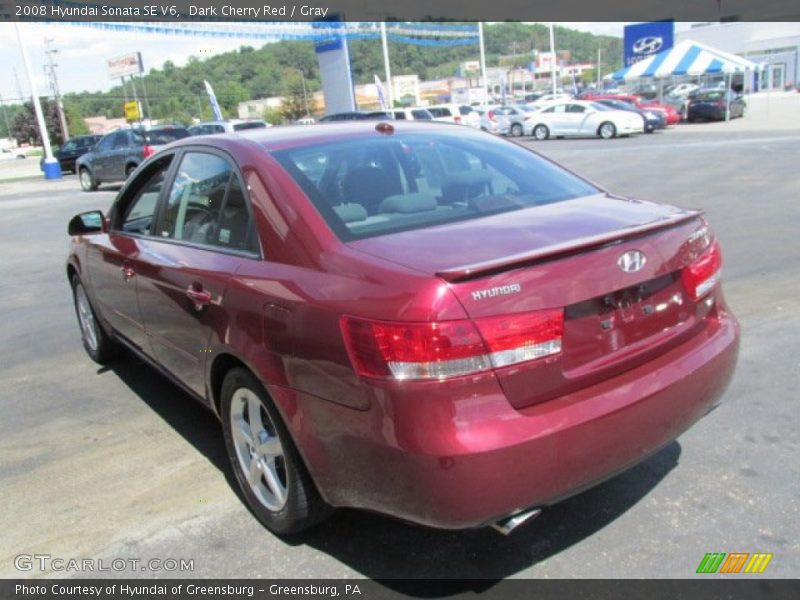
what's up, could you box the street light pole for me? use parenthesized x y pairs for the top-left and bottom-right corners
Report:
(478, 22), (489, 107)
(15, 22), (60, 179)
(380, 22), (394, 108)
(295, 68), (310, 117)
(549, 23), (558, 96)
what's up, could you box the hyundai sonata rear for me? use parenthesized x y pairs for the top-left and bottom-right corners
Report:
(68, 122), (739, 534)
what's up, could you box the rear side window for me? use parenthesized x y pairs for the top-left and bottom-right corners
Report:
(144, 128), (190, 145)
(232, 121), (266, 131)
(411, 110), (432, 120)
(159, 152), (257, 253)
(272, 131), (598, 242)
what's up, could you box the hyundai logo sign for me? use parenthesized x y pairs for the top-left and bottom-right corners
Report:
(617, 250), (647, 274)
(624, 22), (674, 67)
(632, 36), (664, 55)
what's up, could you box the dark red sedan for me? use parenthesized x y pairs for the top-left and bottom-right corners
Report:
(67, 122), (739, 534)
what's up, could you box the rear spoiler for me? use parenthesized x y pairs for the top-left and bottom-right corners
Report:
(436, 210), (704, 283)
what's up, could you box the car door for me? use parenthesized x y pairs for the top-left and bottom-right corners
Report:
(542, 104), (568, 134)
(89, 133), (115, 181)
(108, 130), (133, 181)
(562, 103), (591, 135)
(84, 154), (176, 353)
(135, 149), (259, 396)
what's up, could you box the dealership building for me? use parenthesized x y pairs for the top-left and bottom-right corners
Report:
(677, 22), (800, 90)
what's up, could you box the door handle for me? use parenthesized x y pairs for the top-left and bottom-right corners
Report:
(185, 286), (212, 310)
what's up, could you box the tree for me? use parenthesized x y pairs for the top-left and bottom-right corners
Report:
(10, 98), (65, 146)
(279, 75), (310, 121)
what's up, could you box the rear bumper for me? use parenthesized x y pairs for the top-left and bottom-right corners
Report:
(273, 308), (739, 529)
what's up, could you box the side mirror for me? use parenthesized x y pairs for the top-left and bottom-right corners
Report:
(68, 210), (106, 235)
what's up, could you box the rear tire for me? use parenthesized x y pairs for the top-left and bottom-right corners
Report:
(533, 124), (549, 141)
(79, 168), (98, 192)
(510, 123), (523, 137)
(71, 275), (119, 364)
(125, 164), (137, 178)
(221, 368), (331, 535)
(599, 122), (617, 139)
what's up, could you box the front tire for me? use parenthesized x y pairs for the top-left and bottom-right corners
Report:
(221, 368), (331, 535)
(533, 124), (549, 141)
(79, 168), (98, 192)
(599, 122), (617, 139)
(71, 275), (118, 363)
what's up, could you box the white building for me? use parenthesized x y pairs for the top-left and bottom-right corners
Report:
(677, 23), (800, 90)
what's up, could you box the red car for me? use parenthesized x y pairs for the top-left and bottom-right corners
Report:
(584, 93), (682, 125)
(67, 122), (739, 534)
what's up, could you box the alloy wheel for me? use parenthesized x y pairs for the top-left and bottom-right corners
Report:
(229, 388), (288, 511)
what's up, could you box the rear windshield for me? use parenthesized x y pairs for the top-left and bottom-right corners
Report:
(143, 128), (190, 145)
(272, 131), (599, 241)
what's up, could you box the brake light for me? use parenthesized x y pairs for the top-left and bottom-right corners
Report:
(682, 241), (722, 300)
(340, 309), (563, 381)
(454, 115), (461, 124)
(142, 145), (155, 158)
(488, 111), (496, 121)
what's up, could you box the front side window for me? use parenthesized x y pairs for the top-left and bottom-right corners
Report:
(116, 156), (173, 235)
(272, 131), (598, 241)
(160, 152), (257, 253)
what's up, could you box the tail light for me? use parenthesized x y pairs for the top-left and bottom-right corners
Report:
(682, 241), (722, 300)
(454, 115), (461, 124)
(341, 309), (563, 381)
(488, 111), (496, 121)
(142, 145), (155, 158)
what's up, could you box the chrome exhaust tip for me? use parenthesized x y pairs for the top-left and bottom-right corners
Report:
(491, 507), (542, 535)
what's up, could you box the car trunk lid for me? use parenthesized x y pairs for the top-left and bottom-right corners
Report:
(349, 194), (712, 409)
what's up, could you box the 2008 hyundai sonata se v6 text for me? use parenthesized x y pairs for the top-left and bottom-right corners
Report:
(66, 121), (739, 535)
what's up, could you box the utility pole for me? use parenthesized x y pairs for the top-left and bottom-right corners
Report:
(44, 37), (69, 142)
(0, 93), (11, 138)
(597, 47), (602, 87)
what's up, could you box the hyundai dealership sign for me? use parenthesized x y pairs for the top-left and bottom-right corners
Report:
(624, 22), (675, 67)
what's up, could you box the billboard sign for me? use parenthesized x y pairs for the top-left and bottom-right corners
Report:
(624, 22), (674, 67)
(123, 101), (141, 121)
(108, 52), (143, 79)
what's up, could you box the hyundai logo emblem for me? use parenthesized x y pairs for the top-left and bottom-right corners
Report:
(617, 250), (647, 273)
(633, 36), (664, 55)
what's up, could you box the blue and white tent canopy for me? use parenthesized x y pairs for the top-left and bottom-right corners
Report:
(608, 40), (762, 82)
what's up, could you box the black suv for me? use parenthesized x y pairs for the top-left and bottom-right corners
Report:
(76, 126), (189, 191)
(40, 134), (102, 173)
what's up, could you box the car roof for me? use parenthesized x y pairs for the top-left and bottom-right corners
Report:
(166, 120), (487, 153)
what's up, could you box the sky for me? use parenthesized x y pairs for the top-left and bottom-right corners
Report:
(0, 22), (696, 105)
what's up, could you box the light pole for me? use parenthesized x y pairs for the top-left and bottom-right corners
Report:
(294, 68), (311, 117)
(15, 23), (60, 179)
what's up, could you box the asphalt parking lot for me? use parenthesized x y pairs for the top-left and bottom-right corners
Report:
(0, 122), (798, 583)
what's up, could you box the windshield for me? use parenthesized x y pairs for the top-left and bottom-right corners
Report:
(591, 102), (614, 111)
(272, 131), (599, 241)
